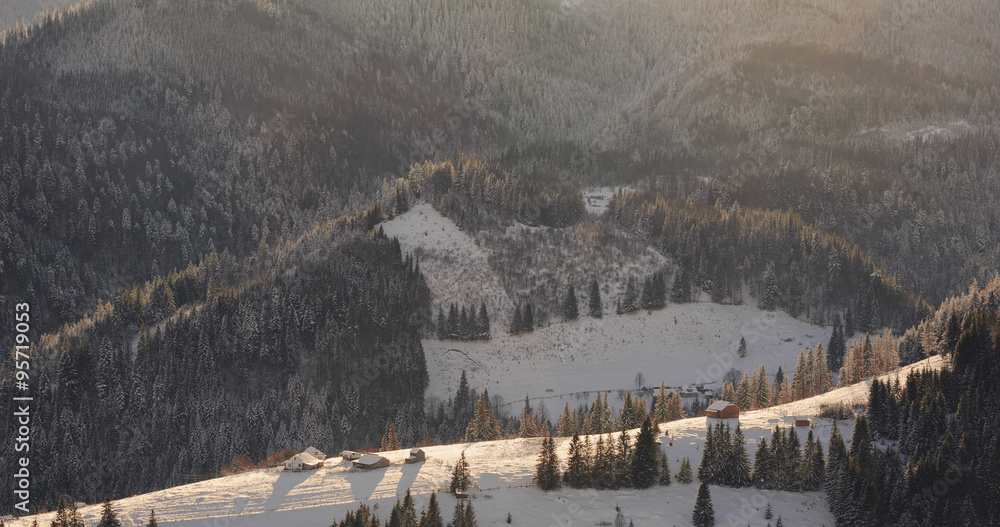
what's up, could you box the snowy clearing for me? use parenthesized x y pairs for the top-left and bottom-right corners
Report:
(581, 186), (624, 216)
(425, 302), (832, 413)
(381, 203), (515, 332)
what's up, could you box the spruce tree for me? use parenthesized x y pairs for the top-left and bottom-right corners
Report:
(589, 279), (602, 318)
(698, 424), (716, 483)
(667, 388), (685, 421)
(452, 500), (467, 527)
(466, 394), (502, 442)
(671, 268), (688, 303)
(692, 482), (715, 527)
(478, 303), (490, 340)
(828, 315), (846, 372)
(523, 303), (534, 332)
(462, 502), (477, 527)
(772, 366), (785, 405)
(752, 437), (770, 489)
(615, 426), (633, 488)
(592, 435), (614, 489)
(764, 502), (773, 519)
(676, 456), (694, 484)
(653, 382), (669, 424)
(510, 305), (523, 335)
(731, 425), (752, 488)
(640, 275), (654, 310)
(761, 263), (778, 311)
(737, 336), (747, 358)
(631, 417), (659, 489)
(622, 276), (639, 313)
(736, 372), (753, 410)
(146, 509), (158, 527)
(450, 452), (471, 493)
(98, 496), (122, 527)
(436, 307), (447, 339)
(388, 499), (403, 527)
(564, 285), (579, 321)
(564, 433), (587, 488)
(400, 489), (419, 527)
(753, 365), (771, 409)
(534, 432), (561, 491)
(455, 370), (471, 420)
(658, 450), (671, 485)
(418, 492), (443, 527)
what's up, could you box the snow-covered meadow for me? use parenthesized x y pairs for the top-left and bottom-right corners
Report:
(6, 356), (945, 527)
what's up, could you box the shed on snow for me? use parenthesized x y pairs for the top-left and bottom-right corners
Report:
(284, 452), (322, 471)
(340, 450), (362, 460)
(405, 448), (426, 464)
(353, 454), (390, 470)
(705, 400), (740, 419)
(304, 446), (327, 460)
(794, 417), (811, 427)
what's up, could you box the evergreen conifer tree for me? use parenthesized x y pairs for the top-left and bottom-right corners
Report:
(400, 489), (419, 527)
(736, 372), (753, 410)
(450, 453), (471, 493)
(534, 432), (561, 491)
(564, 433), (588, 488)
(631, 417), (659, 489)
(523, 303), (534, 332)
(752, 438), (771, 489)
(692, 482), (715, 527)
(418, 492), (443, 527)
(761, 263), (779, 311)
(677, 456), (694, 484)
(738, 337), (747, 358)
(146, 509), (158, 527)
(731, 425), (752, 487)
(658, 450), (671, 485)
(698, 424), (716, 483)
(466, 394), (502, 442)
(98, 497), (122, 527)
(614, 426), (634, 488)
(589, 279), (602, 318)
(478, 303), (490, 340)
(828, 315), (846, 371)
(564, 285), (579, 321)
(753, 365), (771, 409)
(623, 277), (639, 313)
(510, 305), (523, 335)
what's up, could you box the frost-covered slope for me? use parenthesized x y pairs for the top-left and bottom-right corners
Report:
(9, 358), (948, 527)
(381, 203), (516, 333)
(425, 303), (832, 412)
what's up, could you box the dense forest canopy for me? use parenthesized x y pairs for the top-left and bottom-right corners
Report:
(1, 0), (997, 335)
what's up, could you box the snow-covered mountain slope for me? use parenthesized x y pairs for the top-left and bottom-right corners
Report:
(381, 203), (516, 333)
(425, 302), (832, 412)
(9, 356), (947, 527)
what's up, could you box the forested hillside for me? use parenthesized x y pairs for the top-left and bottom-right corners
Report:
(2, 0), (998, 335)
(830, 275), (1000, 526)
(1, 0), (999, 517)
(604, 188), (928, 330)
(0, 208), (432, 507)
